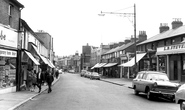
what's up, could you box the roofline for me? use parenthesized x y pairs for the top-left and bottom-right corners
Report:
(11, 0), (24, 8)
(21, 19), (44, 45)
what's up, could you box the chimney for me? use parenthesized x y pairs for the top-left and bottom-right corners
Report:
(159, 23), (169, 33)
(138, 31), (147, 42)
(172, 18), (183, 29)
(130, 35), (135, 42)
(124, 39), (131, 44)
(118, 42), (125, 46)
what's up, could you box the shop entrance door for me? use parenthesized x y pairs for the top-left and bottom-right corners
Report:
(174, 61), (178, 80)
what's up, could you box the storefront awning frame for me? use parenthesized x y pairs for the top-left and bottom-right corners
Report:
(24, 51), (40, 65)
(120, 53), (146, 67)
(103, 63), (117, 67)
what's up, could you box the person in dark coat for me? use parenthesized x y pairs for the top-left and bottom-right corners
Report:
(55, 70), (59, 79)
(37, 68), (44, 93)
(45, 70), (54, 93)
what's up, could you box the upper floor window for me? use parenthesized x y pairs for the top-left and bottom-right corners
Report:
(182, 36), (185, 42)
(8, 4), (13, 26)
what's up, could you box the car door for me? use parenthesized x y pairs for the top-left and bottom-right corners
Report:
(133, 73), (143, 91)
(139, 73), (147, 92)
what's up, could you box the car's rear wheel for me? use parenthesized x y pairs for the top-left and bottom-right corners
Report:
(146, 88), (153, 100)
(180, 101), (185, 110)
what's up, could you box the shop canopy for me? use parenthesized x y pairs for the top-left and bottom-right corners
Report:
(24, 51), (40, 65)
(103, 63), (117, 67)
(98, 63), (107, 68)
(120, 53), (146, 67)
(47, 58), (55, 68)
(91, 63), (100, 69)
(31, 44), (45, 63)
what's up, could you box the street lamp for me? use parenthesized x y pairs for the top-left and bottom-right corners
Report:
(99, 4), (137, 68)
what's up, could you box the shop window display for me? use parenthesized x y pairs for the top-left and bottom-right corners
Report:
(0, 57), (16, 88)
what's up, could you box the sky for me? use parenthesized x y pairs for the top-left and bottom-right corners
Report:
(18, 0), (185, 56)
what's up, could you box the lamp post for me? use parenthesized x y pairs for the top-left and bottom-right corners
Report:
(99, 4), (137, 73)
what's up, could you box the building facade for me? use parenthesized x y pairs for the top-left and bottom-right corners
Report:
(137, 19), (185, 82)
(0, 0), (24, 93)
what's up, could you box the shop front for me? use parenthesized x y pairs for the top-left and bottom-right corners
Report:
(156, 43), (185, 82)
(0, 25), (18, 94)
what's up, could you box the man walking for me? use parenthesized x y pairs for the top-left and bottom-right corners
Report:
(46, 69), (54, 93)
(37, 68), (43, 93)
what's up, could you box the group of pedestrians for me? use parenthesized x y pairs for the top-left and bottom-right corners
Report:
(27, 68), (55, 93)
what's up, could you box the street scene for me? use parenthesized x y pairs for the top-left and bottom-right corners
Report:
(1, 0), (185, 110)
(15, 73), (179, 110)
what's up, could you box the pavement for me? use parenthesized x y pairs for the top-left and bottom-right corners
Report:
(0, 74), (133, 110)
(0, 76), (61, 110)
(100, 77), (133, 88)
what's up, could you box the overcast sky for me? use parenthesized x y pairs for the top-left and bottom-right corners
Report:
(18, 0), (185, 56)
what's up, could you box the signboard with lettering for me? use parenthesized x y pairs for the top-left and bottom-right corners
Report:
(0, 49), (17, 57)
(0, 25), (18, 48)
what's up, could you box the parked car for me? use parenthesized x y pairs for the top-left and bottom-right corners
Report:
(132, 71), (179, 101)
(85, 71), (92, 78)
(90, 72), (100, 80)
(58, 69), (63, 74)
(175, 83), (185, 110)
(80, 70), (87, 77)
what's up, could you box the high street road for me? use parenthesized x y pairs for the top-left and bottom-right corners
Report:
(15, 73), (179, 110)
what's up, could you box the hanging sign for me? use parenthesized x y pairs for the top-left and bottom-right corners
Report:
(0, 49), (17, 57)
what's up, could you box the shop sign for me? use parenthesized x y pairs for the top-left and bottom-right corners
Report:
(0, 25), (18, 48)
(164, 43), (185, 51)
(0, 49), (17, 57)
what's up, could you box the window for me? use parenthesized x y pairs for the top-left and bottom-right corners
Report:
(8, 4), (13, 26)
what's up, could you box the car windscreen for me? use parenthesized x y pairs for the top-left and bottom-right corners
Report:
(146, 73), (169, 81)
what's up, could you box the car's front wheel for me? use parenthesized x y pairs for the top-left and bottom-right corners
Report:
(180, 101), (185, 110)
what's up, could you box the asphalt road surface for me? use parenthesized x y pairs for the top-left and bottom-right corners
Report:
(15, 73), (179, 110)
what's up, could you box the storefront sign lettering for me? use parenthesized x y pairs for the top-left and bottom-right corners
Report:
(0, 49), (17, 57)
(0, 30), (6, 40)
(164, 43), (185, 50)
(0, 25), (17, 48)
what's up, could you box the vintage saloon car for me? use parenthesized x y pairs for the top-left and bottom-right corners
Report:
(132, 71), (179, 101)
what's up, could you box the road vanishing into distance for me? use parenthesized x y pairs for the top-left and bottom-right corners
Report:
(15, 73), (179, 110)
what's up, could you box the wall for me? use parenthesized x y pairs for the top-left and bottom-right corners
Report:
(0, 0), (20, 30)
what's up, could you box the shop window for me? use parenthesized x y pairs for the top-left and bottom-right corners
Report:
(0, 57), (16, 88)
(159, 56), (166, 73)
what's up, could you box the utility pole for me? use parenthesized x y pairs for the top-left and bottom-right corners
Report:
(99, 4), (137, 77)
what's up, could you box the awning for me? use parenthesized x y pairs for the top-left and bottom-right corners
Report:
(91, 63), (100, 69)
(120, 53), (146, 67)
(103, 63), (117, 67)
(98, 63), (107, 68)
(24, 51), (40, 65)
(47, 59), (55, 68)
(31, 44), (46, 64)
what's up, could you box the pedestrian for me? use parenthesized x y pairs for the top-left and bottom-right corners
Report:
(27, 70), (34, 92)
(55, 70), (59, 79)
(32, 70), (37, 90)
(45, 69), (54, 93)
(37, 68), (43, 93)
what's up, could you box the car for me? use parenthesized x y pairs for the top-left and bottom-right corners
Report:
(175, 83), (185, 110)
(90, 72), (100, 80)
(132, 71), (179, 101)
(80, 70), (87, 77)
(85, 71), (92, 78)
